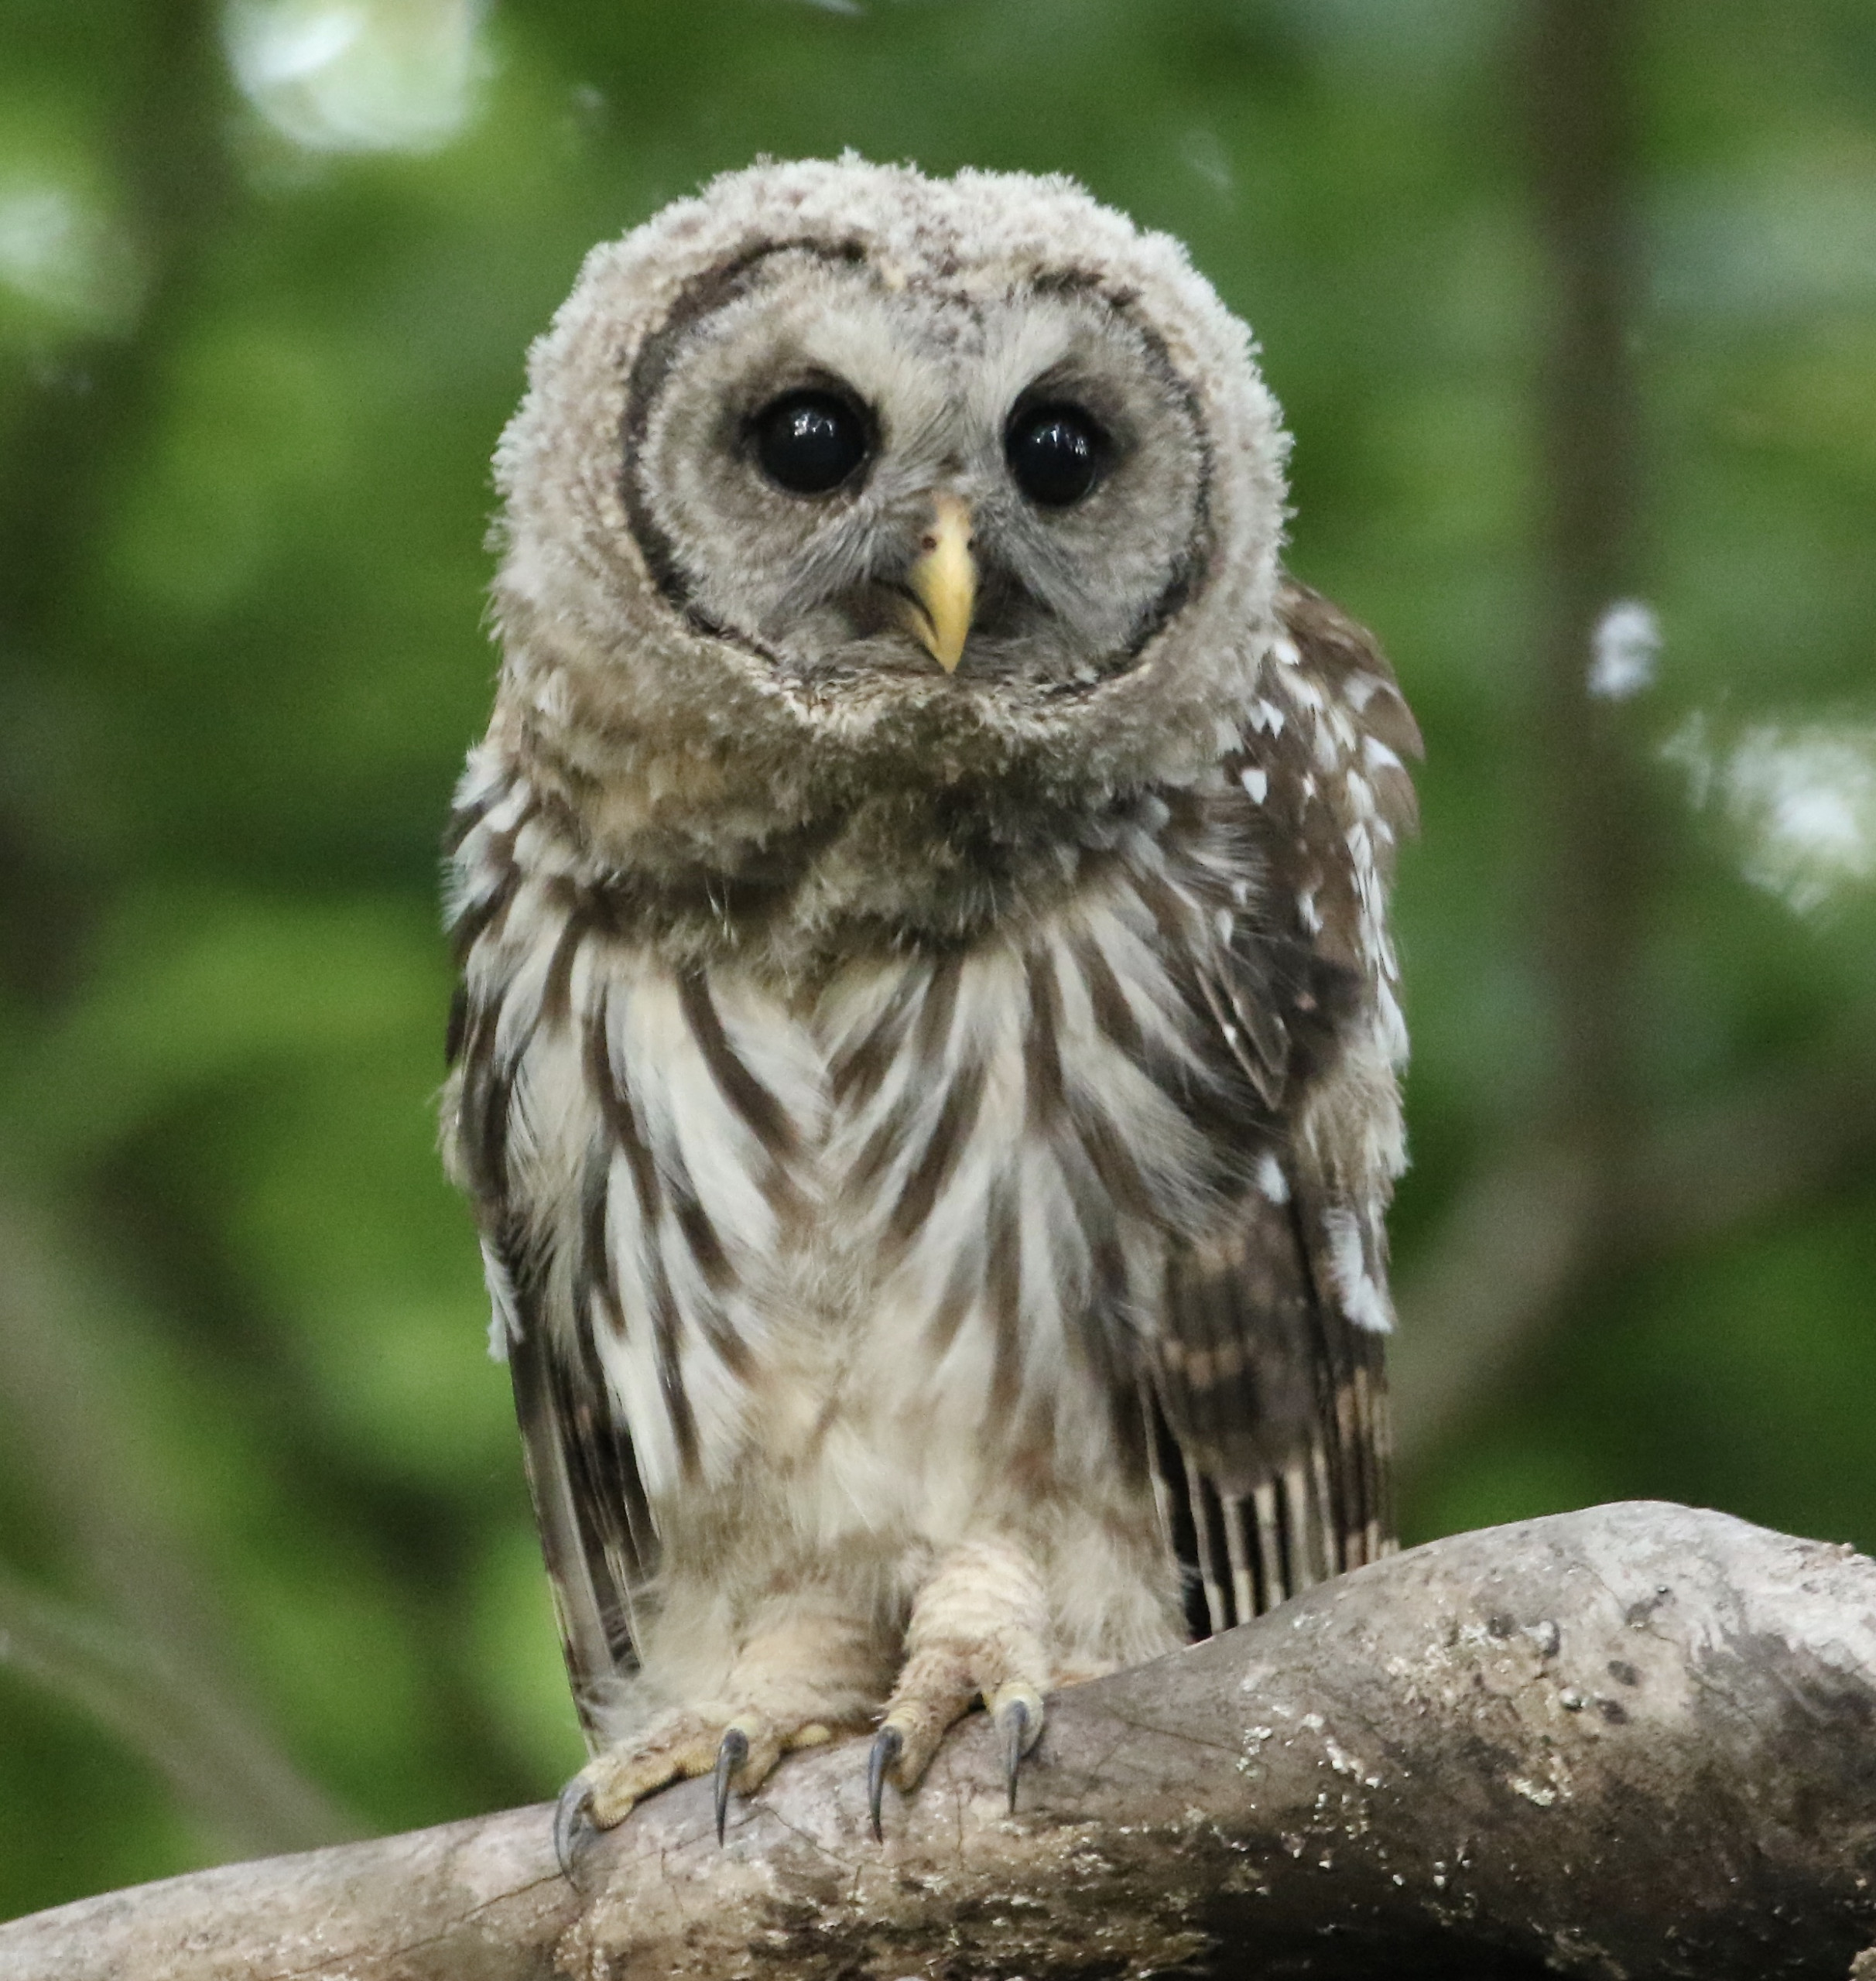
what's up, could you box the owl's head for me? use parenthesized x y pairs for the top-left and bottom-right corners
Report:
(490, 160), (1289, 855)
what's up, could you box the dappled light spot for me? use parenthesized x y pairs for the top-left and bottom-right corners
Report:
(223, 0), (488, 156)
(0, 179), (144, 332)
(1179, 128), (1235, 197)
(1587, 598), (1659, 701)
(1665, 711), (1876, 916)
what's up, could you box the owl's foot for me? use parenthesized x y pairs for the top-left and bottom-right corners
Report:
(553, 1605), (888, 1874)
(867, 1536), (1050, 1839)
(553, 1704), (835, 1876)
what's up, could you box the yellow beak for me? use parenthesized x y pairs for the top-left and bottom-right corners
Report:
(900, 494), (976, 674)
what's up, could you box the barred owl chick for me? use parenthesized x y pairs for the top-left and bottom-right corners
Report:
(440, 158), (1420, 1862)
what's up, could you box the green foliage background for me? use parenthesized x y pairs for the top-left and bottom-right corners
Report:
(2, 0), (1872, 1920)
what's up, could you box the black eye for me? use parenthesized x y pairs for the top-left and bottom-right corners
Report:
(1005, 402), (1105, 507)
(751, 390), (868, 495)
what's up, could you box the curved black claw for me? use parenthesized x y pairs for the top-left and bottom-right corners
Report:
(714, 1726), (749, 1846)
(553, 1775), (596, 1884)
(996, 1698), (1031, 1815)
(867, 1724), (903, 1843)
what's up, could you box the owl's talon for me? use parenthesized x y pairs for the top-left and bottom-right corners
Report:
(996, 1696), (1030, 1812)
(713, 1726), (749, 1845)
(988, 1679), (1045, 1815)
(553, 1775), (596, 1883)
(868, 1723), (903, 1842)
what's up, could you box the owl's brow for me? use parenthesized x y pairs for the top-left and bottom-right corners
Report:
(618, 239), (868, 612)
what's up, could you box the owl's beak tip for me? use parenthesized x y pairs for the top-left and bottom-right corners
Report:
(902, 494), (976, 673)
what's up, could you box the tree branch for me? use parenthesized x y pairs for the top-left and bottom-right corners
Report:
(5, 1503), (1872, 1979)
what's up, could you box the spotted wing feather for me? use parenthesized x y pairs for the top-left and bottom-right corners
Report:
(1148, 579), (1418, 1634)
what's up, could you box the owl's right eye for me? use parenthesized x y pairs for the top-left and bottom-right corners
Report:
(750, 391), (869, 496)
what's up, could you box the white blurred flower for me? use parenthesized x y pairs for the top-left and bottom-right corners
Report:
(1665, 712), (1876, 916)
(1725, 724), (1876, 916)
(224, 0), (486, 154)
(1588, 599), (1660, 701)
(1660, 709), (1715, 810)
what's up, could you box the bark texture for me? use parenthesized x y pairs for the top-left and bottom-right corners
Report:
(4, 1502), (1874, 1981)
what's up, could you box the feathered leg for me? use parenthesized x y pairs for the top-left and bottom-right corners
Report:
(868, 1535), (1051, 1838)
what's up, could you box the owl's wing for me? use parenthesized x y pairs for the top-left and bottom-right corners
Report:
(447, 957), (658, 1753)
(492, 1231), (656, 1747)
(1147, 579), (1421, 1637)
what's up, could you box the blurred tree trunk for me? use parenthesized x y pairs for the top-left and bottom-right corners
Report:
(1395, 0), (1671, 1453)
(0, 0), (233, 1004)
(0, 4), (354, 1857)
(1529, 0), (1656, 1182)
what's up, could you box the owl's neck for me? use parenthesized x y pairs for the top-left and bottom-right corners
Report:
(450, 730), (1222, 977)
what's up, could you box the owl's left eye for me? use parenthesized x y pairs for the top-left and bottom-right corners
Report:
(1005, 402), (1107, 507)
(750, 391), (870, 496)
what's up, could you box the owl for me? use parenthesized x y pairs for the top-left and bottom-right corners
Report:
(440, 159), (1420, 1865)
